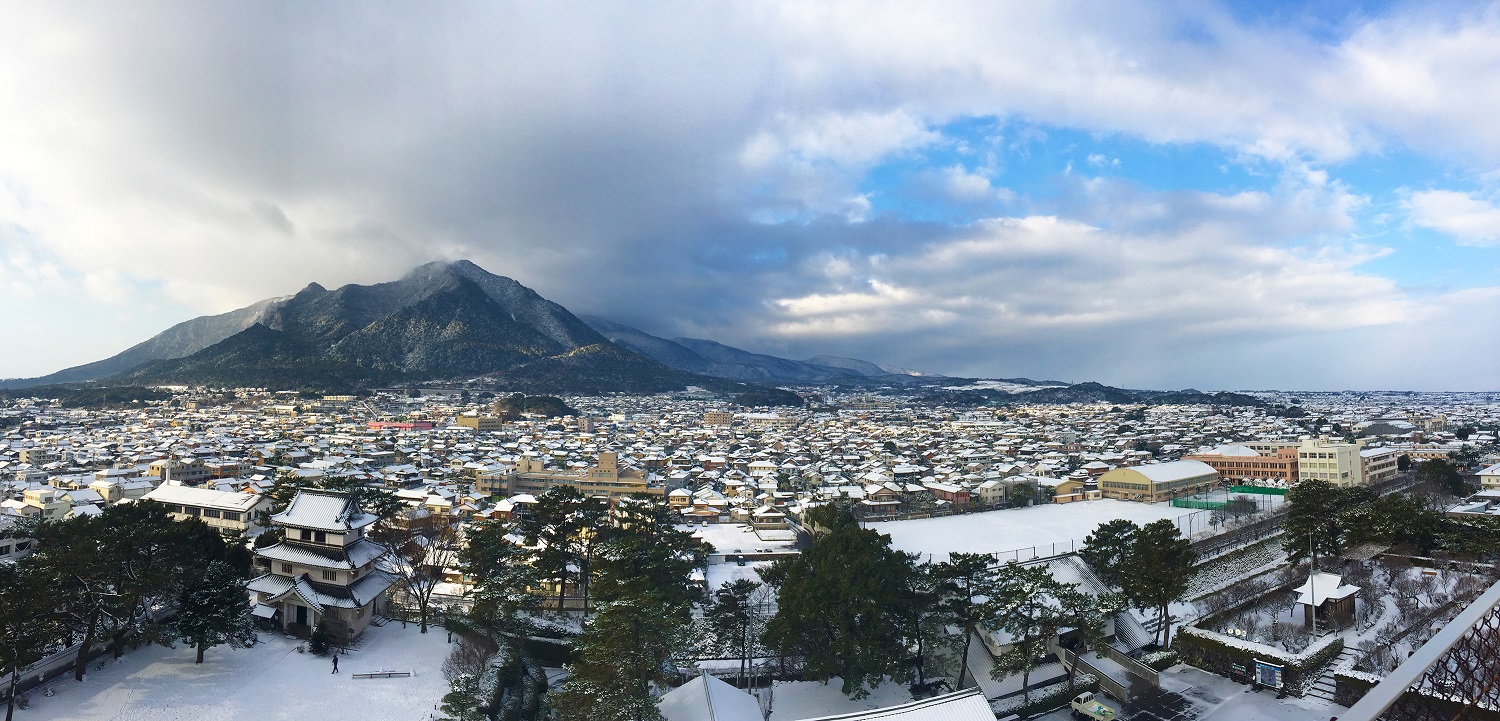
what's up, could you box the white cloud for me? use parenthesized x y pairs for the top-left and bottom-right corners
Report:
(1406, 190), (1500, 246)
(2, 2), (1500, 387)
(942, 165), (1014, 203)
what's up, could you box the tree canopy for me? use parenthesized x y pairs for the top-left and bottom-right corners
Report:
(762, 505), (915, 697)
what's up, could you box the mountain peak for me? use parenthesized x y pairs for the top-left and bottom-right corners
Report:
(407, 258), (485, 278)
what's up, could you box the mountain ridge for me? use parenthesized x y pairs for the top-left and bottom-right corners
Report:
(6, 262), (707, 393)
(578, 315), (933, 385)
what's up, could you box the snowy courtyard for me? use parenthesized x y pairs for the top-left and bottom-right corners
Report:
(23, 622), (454, 721)
(1032, 664), (1339, 721)
(868, 500), (1198, 562)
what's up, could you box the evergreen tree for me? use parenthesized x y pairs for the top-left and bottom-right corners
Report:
(0, 564), (61, 721)
(983, 563), (1078, 705)
(705, 579), (763, 688)
(1283, 480), (1372, 565)
(548, 594), (682, 721)
(518, 486), (589, 611)
(447, 521), (547, 720)
(1120, 520), (1196, 646)
(933, 552), (994, 689)
(762, 505), (913, 697)
(26, 501), (220, 679)
(549, 497), (704, 721)
(1416, 458), (1470, 496)
(1080, 519), (1139, 589)
(572, 495), (612, 614)
(173, 560), (255, 663)
(893, 560), (945, 689)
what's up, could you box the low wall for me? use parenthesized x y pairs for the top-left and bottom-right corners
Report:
(1174, 626), (1343, 697)
(1333, 668), (1380, 707)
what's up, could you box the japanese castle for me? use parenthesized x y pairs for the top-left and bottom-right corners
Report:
(248, 490), (395, 641)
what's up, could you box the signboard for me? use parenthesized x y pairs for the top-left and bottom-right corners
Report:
(1254, 659), (1284, 689)
(1230, 662), (1249, 683)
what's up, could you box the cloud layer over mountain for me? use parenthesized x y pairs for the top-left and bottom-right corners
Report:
(3, 1), (1499, 389)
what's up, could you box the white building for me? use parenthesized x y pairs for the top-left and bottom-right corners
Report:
(1298, 438), (1362, 487)
(1477, 462), (1500, 489)
(142, 484), (272, 536)
(1359, 447), (1401, 486)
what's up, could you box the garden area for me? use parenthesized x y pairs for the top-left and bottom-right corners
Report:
(1198, 558), (1492, 659)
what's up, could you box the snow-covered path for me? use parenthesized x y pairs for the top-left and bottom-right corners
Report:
(25, 623), (454, 721)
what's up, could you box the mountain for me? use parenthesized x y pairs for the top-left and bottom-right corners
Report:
(1013, 382), (1265, 407)
(802, 355), (931, 377)
(0, 297), (284, 389)
(12, 261), (713, 393)
(580, 316), (930, 384)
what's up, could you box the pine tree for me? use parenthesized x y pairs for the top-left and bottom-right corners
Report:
(1121, 520), (1196, 646)
(519, 486), (589, 611)
(893, 560), (945, 689)
(762, 505), (913, 697)
(705, 579), (762, 688)
(25, 501), (218, 679)
(173, 561), (255, 663)
(933, 552), (994, 688)
(451, 521), (547, 720)
(548, 595), (682, 721)
(1080, 519), (1139, 589)
(0, 564), (61, 721)
(1283, 480), (1371, 565)
(549, 497), (703, 721)
(984, 563), (1078, 705)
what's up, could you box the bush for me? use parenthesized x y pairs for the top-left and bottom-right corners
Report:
(308, 621), (332, 656)
(1141, 650), (1178, 671)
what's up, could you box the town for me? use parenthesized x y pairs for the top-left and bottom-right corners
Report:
(2, 385), (1498, 721)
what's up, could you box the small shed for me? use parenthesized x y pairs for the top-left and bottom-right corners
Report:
(1293, 572), (1359, 628)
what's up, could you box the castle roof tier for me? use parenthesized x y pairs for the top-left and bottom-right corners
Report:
(248, 570), (396, 613)
(272, 491), (379, 532)
(256, 537), (388, 570)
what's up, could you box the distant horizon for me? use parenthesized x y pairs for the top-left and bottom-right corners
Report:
(5, 256), (1500, 395)
(4, 3), (1500, 389)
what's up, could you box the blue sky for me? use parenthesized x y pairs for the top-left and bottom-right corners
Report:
(3, 1), (1500, 390)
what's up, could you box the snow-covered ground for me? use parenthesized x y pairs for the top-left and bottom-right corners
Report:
(683, 523), (799, 555)
(687, 523), (799, 592)
(869, 501), (1196, 562)
(942, 380), (1066, 393)
(25, 623), (455, 721)
(1031, 664), (1337, 721)
(764, 677), (913, 720)
(704, 560), (772, 590)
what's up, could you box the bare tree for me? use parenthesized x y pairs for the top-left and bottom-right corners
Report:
(442, 634), (498, 682)
(388, 520), (464, 633)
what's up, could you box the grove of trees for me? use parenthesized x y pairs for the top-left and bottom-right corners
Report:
(0, 499), (255, 711)
(1080, 518), (1196, 645)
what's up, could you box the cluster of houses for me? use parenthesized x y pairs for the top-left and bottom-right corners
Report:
(1, 388), (1495, 630)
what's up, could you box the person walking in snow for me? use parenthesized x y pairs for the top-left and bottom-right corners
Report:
(332, 655), (339, 674)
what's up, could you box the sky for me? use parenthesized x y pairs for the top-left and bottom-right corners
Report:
(3, 1), (1500, 390)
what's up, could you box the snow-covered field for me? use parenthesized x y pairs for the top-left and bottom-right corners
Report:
(25, 623), (454, 721)
(868, 500), (1196, 562)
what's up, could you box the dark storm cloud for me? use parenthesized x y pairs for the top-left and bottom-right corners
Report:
(5, 1), (1500, 388)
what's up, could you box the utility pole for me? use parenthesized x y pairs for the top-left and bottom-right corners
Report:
(1308, 532), (1317, 637)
